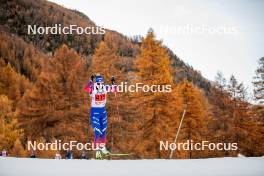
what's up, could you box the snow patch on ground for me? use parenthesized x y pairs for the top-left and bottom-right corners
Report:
(0, 157), (263, 176)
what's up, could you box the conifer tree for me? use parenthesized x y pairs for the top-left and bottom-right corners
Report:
(133, 29), (182, 158)
(253, 57), (264, 104)
(0, 64), (20, 102)
(10, 139), (27, 157)
(18, 45), (88, 143)
(90, 33), (131, 153)
(175, 81), (211, 158)
(0, 95), (23, 154)
(227, 75), (260, 156)
(215, 71), (226, 92)
(91, 33), (123, 80)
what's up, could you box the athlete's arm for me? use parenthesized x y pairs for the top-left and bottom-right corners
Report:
(84, 80), (93, 93)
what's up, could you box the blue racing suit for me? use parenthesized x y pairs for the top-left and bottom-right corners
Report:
(84, 80), (117, 145)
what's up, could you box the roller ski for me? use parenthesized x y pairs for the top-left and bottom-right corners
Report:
(95, 145), (132, 159)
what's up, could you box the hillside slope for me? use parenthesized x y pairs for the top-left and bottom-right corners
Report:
(0, 0), (208, 90)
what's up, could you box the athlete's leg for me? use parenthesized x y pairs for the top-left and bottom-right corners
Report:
(90, 108), (103, 146)
(100, 108), (107, 144)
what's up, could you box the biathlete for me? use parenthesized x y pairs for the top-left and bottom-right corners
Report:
(84, 74), (117, 159)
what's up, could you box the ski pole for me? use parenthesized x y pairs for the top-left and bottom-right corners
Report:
(111, 76), (120, 122)
(111, 76), (123, 146)
(169, 107), (187, 159)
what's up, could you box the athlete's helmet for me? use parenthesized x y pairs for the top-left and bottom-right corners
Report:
(95, 75), (104, 83)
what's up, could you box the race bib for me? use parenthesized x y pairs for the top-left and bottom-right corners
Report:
(95, 94), (106, 102)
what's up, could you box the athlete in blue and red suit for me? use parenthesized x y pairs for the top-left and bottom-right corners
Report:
(84, 74), (117, 158)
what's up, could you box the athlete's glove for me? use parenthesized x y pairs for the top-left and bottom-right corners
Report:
(111, 76), (115, 84)
(91, 74), (95, 82)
